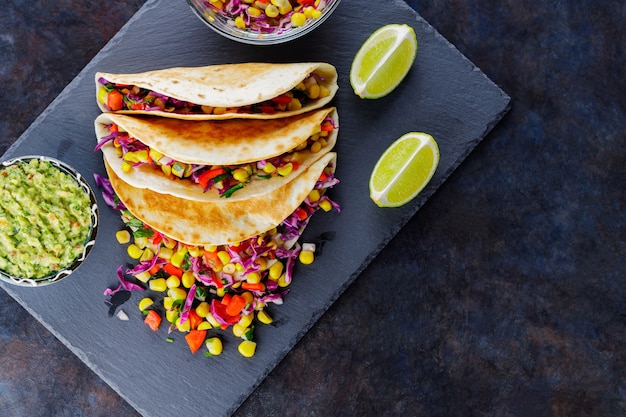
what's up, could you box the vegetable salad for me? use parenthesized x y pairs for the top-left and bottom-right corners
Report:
(97, 167), (339, 357)
(95, 117), (337, 198)
(97, 73), (331, 115)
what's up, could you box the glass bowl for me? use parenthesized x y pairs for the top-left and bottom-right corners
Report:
(186, 0), (341, 45)
(0, 156), (99, 287)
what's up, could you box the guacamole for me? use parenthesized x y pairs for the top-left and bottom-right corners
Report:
(0, 159), (93, 279)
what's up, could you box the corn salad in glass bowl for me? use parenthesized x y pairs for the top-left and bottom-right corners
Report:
(186, 0), (341, 45)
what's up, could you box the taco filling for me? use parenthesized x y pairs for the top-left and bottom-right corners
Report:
(97, 72), (331, 116)
(95, 117), (337, 198)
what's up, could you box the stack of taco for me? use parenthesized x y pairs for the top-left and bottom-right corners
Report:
(93, 63), (340, 356)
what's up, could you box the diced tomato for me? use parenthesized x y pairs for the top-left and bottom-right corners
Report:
(197, 167), (226, 189)
(257, 105), (276, 114)
(107, 90), (124, 111)
(271, 94), (292, 104)
(163, 262), (183, 278)
(185, 329), (207, 354)
(144, 310), (162, 331)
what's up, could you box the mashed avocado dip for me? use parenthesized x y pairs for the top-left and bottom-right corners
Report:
(0, 158), (93, 279)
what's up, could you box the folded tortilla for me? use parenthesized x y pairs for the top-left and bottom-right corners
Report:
(105, 152), (337, 246)
(95, 62), (338, 120)
(96, 107), (338, 202)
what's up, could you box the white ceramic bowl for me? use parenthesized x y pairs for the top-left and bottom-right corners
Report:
(0, 156), (98, 287)
(186, 0), (342, 45)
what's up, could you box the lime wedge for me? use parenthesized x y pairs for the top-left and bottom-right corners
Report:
(369, 132), (439, 207)
(350, 24), (418, 99)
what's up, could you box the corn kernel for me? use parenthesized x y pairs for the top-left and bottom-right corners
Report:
(166, 275), (181, 288)
(140, 247), (155, 263)
(197, 321), (213, 330)
(138, 297), (154, 311)
(291, 11), (306, 25)
(135, 270), (152, 283)
(246, 271), (262, 284)
(268, 262), (284, 280)
(299, 249), (315, 265)
(149, 148), (163, 161)
(165, 310), (178, 323)
(241, 291), (254, 305)
(238, 340), (257, 357)
(127, 244), (143, 259)
(115, 230), (131, 244)
(276, 162), (294, 177)
(149, 278), (167, 292)
(235, 15), (246, 29)
(163, 296), (174, 310)
(222, 263), (236, 275)
(311, 9), (322, 18)
(303, 6), (315, 18)
(168, 287), (187, 301)
(161, 164), (172, 176)
(134, 150), (149, 163)
(319, 85), (331, 98)
(232, 323), (247, 338)
(307, 83), (320, 99)
(134, 236), (148, 249)
(277, 273), (290, 287)
(257, 310), (273, 325)
(232, 168), (249, 183)
(206, 312), (221, 328)
(213, 107), (227, 115)
(216, 287), (226, 298)
(206, 337), (223, 356)
(263, 162), (276, 174)
(248, 6), (262, 16)
(308, 189), (321, 203)
(196, 301), (210, 318)
(170, 248), (187, 268)
(264, 4), (279, 17)
(239, 312), (254, 328)
(182, 271), (196, 288)
(319, 199), (332, 212)
(123, 151), (138, 163)
(121, 161), (132, 173)
(287, 98), (302, 111)
(159, 247), (173, 260)
(278, 2), (292, 14)
(176, 317), (191, 332)
(188, 245), (203, 257)
(310, 141), (322, 153)
(217, 250), (231, 265)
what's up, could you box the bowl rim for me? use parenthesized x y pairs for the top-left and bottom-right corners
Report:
(0, 155), (99, 288)
(185, 0), (342, 45)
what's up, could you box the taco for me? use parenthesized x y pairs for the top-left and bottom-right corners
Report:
(95, 107), (338, 202)
(95, 62), (338, 120)
(103, 152), (338, 246)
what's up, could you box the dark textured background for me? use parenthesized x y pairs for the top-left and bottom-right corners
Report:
(0, 0), (624, 416)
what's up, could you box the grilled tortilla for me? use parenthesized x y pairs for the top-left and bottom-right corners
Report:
(95, 62), (338, 120)
(96, 107), (338, 202)
(105, 152), (337, 246)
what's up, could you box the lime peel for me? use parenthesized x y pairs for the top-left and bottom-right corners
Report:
(369, 132), (440, 207)
(350, 24), (418, 99)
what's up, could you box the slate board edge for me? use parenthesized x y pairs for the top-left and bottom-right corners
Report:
(0, 0), (512, 415)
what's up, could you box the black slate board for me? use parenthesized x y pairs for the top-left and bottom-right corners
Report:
(0, 0), (510, 416)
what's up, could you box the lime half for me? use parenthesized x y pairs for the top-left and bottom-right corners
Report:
(369, 132), (439, 207)
(350, 24), (418, 99)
